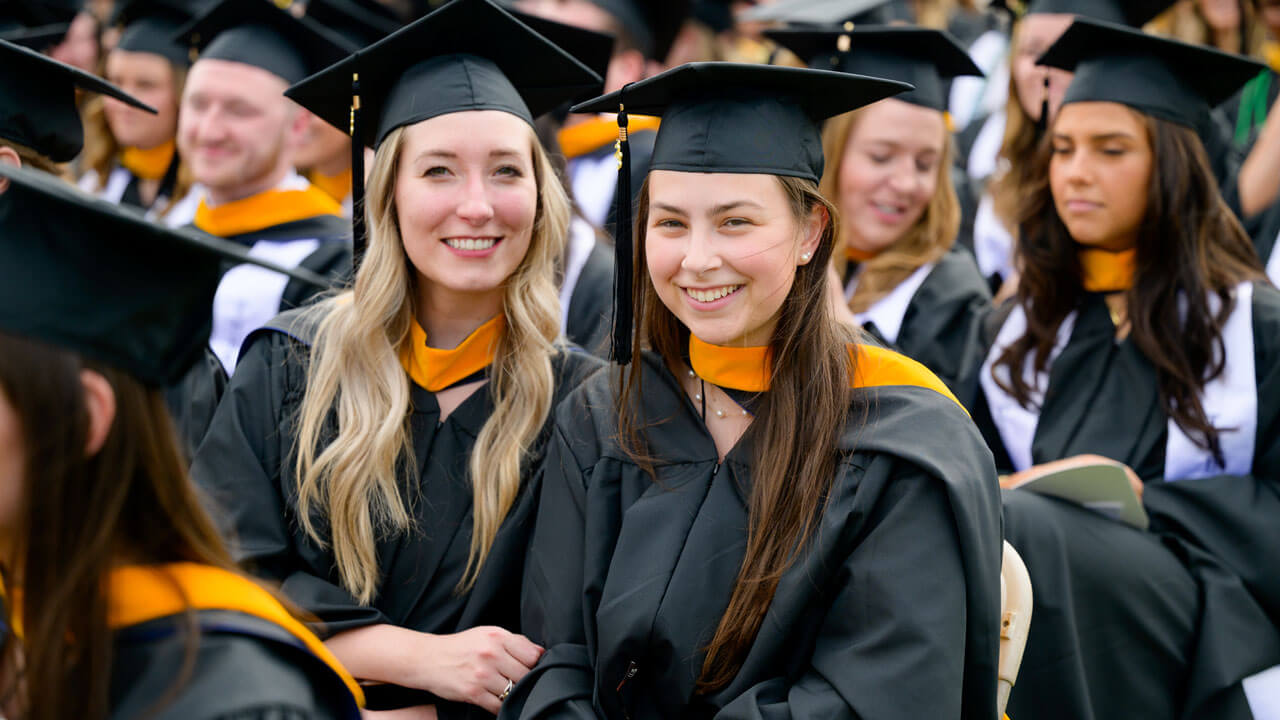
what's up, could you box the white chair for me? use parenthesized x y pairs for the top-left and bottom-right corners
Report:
(998, 540), (1033, 718)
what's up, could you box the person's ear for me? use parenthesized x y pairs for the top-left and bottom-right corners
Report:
(0, 146), (21, 193)
(797, 204), (827, 265)
(80, 370), (116, 458)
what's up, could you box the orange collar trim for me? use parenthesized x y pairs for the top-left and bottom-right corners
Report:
(557, 114), (661, 160)
(307, 167), (352, 204)
(120, 140), (175, 181)
(1079, 247), (1136, 293)
(194, 185), (342, 238)
(688, 334), (964, 411)
(845, 243), (879, 262)
(400, 314), (505, 392)
(8, 563), (364, 707)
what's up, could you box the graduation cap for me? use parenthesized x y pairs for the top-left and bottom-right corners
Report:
(302, 0), (401, 47)
(0, 38), (156, 162)
(571, 62), (911, 362)
(583, 0), (689, 61)
(0, 163), (330, 386)
(509, 8), (613, 87)
(1039, 17), (1265, 129)
(741, 0), (912, 26)
(0, 21), (69, 48)
(766, 26), (982, 112)
(174, 0), (357, 85)
(1019, 0), (1173, 25)
(109, 0), (198, 66)
(284, 0), (600, 267)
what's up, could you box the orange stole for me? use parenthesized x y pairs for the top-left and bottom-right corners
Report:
(399, 314), (504, 392)
(1078, 247), (1136, 293)
(120, 140), (175, 181)
(194, 185), (342, 238)
(557, 114), (661, 159)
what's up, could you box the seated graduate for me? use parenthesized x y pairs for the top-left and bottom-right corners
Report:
(190, 0), (604, 715)
(78, 0), (201, 226)
(0, 37), (227, 459)
(768, 25), (993, 392)
(963, 18), (1280, 720)
(172, 0), (358, 373)
(504, 62), (1004, 719)
(0, 163), (364, 720)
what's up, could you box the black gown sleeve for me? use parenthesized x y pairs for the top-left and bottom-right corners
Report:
(165, 346), (229, 462)
(190, 330), (391, 635)
(712, 465), (970, 720)
(502, 412), (599, 719)
(896, 248), (993, 395)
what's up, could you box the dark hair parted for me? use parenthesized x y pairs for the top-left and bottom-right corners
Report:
(994, 111), (1265, 464)
(619, 175), (858, 693)
(0, 332), (236, 720)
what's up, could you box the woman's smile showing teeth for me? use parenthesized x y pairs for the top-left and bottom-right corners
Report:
(682, 284), (743, 307)
(443, 237), (501, 255)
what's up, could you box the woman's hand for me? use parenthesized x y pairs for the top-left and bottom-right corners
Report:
(411, 626), (543, 714)
(1001, 453), (1144, 499)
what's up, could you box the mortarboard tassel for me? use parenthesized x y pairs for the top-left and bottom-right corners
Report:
(1035, 75), (1049, 135)
(350, 70), (366, 272)
(610, 100), (633, 364)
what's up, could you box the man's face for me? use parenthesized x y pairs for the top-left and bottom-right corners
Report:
(178, 58), (295, 196)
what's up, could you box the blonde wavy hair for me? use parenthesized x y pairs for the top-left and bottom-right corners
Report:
(292, 120), (570, 604)
(820, 105), (959, 313)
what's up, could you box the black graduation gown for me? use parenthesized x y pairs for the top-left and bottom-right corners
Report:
(563, 238), (614, 358)
(190, 308), (604, 716)
(163, 346), (228, 461)
(502, 352), (1004, 719)
(854, 247), (992, 395)
(963, 284), (1280, 720)
(111, 610), (361, 720)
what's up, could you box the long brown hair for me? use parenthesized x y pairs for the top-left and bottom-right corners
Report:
(620, 174), (858, 693)
(0, 140), (70, 180)
(80, 63), (192, 214)
(993, 112), (1265, 463)
(989, 22), (1041, 236)
(820, 106), (960, 312)
(0, 333), (237, 720)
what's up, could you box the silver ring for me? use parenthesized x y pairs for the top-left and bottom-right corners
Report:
(498, 678), (514, 702)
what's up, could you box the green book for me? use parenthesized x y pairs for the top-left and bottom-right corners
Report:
(1014, 462), (1149, 530)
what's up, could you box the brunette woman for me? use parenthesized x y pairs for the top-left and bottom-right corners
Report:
(967, 0), (1172, 293)
(769, 26), (992, 392)
(78, 0), (199, 225)
(968, 18), (1280, 720)
(190, 1), (604, 716)
(0, 163), (363, 720)
(504, 62), (1003, 719)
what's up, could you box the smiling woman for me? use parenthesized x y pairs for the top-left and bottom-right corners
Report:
(503, 62), (1003, 720)
(189, 1), (606, 717)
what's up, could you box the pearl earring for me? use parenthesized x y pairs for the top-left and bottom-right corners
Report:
(800, 252), (811, 263)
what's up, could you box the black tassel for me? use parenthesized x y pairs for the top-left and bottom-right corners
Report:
(610, 101), (633, 364)
(1035, 75), (1049, 135)
(350, 70), (367, 273)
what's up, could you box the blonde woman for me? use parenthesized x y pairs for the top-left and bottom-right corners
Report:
(78, 0), (199, 225)
(769, 26), (992, 393)
(190, 1), (603, 717)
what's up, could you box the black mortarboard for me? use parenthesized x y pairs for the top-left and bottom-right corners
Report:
(0, 22), (68, 48)
(584, 0), (689, 61)
(0, 38), (156, 162)
(1039, 17), (1265, 129)
(175, 0), (356, 84)
(109, 0), (197, 66)
(571, 62), (911, 361)
(766, 26), (982, 112)
(0, 0), (67, 28)
(0, 163), (329, 385)
(284, 0), (600, 267)
(302, 0), (401, 47)
(741, 0), (912, 26)
(1023, 0), (1172, 25)
(510, 8), (613, 90)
